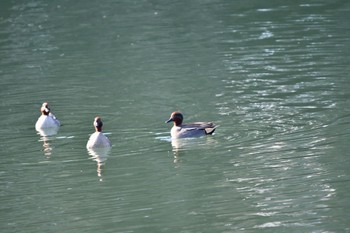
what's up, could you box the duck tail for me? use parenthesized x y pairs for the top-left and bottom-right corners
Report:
(205, 126), (217, 135)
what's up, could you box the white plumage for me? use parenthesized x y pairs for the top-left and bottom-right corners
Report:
(86, 117), (111, 149)
(86, 132), (111, 149)
(35, 102), (60, 136)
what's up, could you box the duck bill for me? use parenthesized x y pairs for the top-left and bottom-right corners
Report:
(166, 118), (174, 123)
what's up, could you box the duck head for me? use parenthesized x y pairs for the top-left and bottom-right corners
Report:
(40, 102), (50, 116)
(94, 117), (103, 132)
(166, 112), (183, 126)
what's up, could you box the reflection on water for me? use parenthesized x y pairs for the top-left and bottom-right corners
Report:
(36, 127), (59, 157)
(156, 135), (219, 163)
(38, 135), (54, 157)
(171, 138), (194, 151)
(87, 147), (111, 181)
(171, 137), (219, 163)
(36, 127), (59, 137)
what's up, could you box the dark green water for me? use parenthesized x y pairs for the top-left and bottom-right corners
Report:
(1, 0), (350, 232)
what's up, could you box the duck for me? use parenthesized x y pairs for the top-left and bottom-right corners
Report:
(86, 117), (112, 149)
(166, 112), (216, 139)
(35, 102), (60, 133)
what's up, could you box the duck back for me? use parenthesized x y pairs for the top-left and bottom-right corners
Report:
(35, 115), (60, 130)
(86, 132), (111, 149)
(171, 122), (216, 139)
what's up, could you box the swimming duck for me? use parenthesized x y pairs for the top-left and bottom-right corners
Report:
(86, 117), (112, 149)
(35, 102), (60, 133)
(166, 112), (216, 139)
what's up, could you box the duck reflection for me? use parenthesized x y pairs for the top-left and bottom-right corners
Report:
(37, 127), (59, 158)
(171, 138), (197, 163)
(87, 147), (111, 180)
(171, 137), (218, 163)
(38, 136), (53, 157)
(36, 127), (59, 137)
(172, 138), (196, 151)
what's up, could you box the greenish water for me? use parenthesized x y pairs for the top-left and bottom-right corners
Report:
(1, 0), (350, 232)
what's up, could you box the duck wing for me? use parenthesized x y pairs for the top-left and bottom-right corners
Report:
(182, 122), (216, 134)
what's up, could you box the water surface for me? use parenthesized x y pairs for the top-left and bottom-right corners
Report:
(1, 0), (350, 232)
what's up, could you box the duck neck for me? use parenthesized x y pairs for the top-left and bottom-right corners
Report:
(42, 111), (49, 116)
(95, 127), (102, 132)
(173, 120), (182, 126)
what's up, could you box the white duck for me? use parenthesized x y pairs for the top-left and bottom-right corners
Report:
(166, 112), (216, 139)
(86, 117), (112, 149)
(35, 102), (60, 136)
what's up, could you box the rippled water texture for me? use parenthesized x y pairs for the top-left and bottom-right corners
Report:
(1, 1), (350, 232)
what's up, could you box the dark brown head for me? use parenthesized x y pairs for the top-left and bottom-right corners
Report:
(40, 102), (50, 116)
(94, 116), (103, 132)
(166, 112), (183, 126)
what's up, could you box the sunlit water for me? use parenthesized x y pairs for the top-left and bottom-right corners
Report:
(1, 1), (350, 232)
